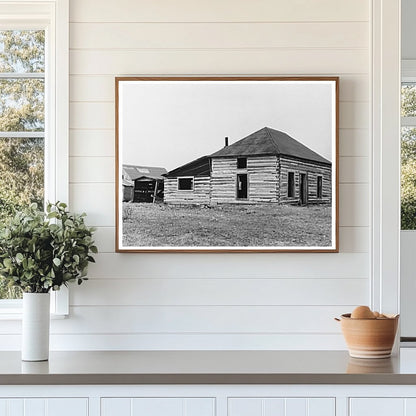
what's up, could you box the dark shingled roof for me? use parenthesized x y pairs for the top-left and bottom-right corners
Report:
(123, 165), (167, 181)
(165, 156), (211, 178)
(210, 127), (331, 166)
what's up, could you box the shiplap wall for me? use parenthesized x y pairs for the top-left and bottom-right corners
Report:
(47, 0), (370, 350)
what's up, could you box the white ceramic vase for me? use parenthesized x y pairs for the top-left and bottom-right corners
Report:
(22, 292), (50, 361)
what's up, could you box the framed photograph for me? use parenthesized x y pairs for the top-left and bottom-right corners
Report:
(116, 77), (339, 253)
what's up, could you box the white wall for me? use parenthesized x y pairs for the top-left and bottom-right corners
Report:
(1, 0), (373, 350)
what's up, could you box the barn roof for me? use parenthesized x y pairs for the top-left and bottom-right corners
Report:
(210, 127), (331, 165)
(123, 164), (167, 181)
(165, 156), (211, 178)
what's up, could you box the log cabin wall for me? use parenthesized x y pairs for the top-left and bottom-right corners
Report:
(279, 157), (332, 205)
(211, 156), (278, 203)
(247, 156), (278, 203)
(164, 177), (211, 205)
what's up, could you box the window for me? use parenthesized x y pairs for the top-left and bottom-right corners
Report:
(317, 176), (323, 199)
(287, 172), (295, 197)
(237, 157), (247, 169)
(0, 0), (69, 313)
(0, 29), (45, 232)
(401, 78), (416, 229)
(178, 177), (194, 190)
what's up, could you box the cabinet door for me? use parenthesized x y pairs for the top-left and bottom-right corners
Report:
(0, 398), (88, 416)
(228, 398), (335, 416)
(350, 398), (416, 416)
(101, 398), (215, 416)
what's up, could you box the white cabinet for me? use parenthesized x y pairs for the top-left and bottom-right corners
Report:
(350, 398), (416, 416)
(228, 398), (335, 416)
(101, 397), (215, 416)
(0, 398), (88, 416)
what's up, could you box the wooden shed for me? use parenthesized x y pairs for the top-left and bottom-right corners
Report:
(164, 127), (332, 206)
(122, 165), (167, 203)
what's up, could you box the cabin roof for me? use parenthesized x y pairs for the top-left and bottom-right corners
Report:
(210, 127), (331, 165)
(165, 156), (211, 178)
(123, 164), (167, 181)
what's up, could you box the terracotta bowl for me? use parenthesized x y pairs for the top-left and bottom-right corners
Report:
(337, 313), (399, 359)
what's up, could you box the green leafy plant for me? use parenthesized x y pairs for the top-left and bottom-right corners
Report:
(0, 202), (97, 293)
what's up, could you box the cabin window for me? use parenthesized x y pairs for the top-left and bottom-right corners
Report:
(288, 172), (295, 197)
(237, 157), (247, 169)
(178, 177), (194, 190)
(317, 176), (323, 198)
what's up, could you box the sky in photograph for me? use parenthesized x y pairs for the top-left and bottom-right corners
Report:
(120, 80), (335, 172)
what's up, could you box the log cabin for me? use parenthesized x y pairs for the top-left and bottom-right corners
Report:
(164, 127), (332, 206)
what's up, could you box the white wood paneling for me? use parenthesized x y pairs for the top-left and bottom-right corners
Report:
(69, 183), (114, 226)
(70, 22), (368, 49)
(69, 0), (369, 23)
(339, 227), (369, 252)
(101, 398), (131, 416)
(349, 398), (405, 416)
(48, 398), (88, 416)
(339, 129), (369, 157)
(86, 252), (369, 279)
(48, 305), (350, 334)
(69, 157), (114, 183)
(228, 398), (335, 416)
(101, 398), (214, 416)
(0, 399), (88, 416)
(339, 184), (369, 227)
(70, 278), (368, 306)
(0, 332), (347, 351)
(339, 157), (369, 183)
(70, 49), (368, 76)
(69, 130), (114, 157)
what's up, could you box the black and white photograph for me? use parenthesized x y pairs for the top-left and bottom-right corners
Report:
(116, 77), (338, 252)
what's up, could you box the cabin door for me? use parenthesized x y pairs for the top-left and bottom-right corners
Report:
(236, 174), (248, 199)
(300, 173), (308, 205)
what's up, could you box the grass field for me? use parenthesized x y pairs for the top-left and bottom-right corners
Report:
(122, 202), (332, 247)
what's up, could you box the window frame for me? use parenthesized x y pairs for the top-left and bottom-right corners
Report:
(177, 176), (194, 191)
(0, 0), (69, 317)
(237, 157), (247, 169)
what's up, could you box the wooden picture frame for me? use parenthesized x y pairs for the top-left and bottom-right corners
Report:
(115, 76), (339, 253)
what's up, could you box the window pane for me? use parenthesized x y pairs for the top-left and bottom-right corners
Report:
(401, 127), (416, 230)
(0, 137), (44, 215)
(0, 30), (45, 73)
(178, 178), (193, 190)
(0, 79), (44, 131)
(0, 137), (44, 299)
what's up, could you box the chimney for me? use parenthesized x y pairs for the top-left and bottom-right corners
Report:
(225, 137), (229, 147)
